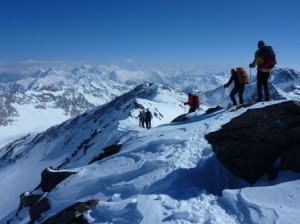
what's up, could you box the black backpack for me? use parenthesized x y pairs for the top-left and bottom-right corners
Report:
(260, 46), (277, 69)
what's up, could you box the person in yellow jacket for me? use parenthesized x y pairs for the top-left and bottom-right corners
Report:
(249, 40), (273, 102)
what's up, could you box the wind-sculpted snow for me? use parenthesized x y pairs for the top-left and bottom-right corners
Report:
(24, 107), (245, 223)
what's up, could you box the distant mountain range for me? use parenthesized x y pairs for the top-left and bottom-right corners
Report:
(0, 65), (299, 148)
(0, 65), (229, 147)
(0, 65), (228, 126)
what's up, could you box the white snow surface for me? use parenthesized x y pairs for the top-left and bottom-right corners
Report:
(0, 81), (300, 224)
(0, 104), (70, 148)
(0, 66), (134, 148)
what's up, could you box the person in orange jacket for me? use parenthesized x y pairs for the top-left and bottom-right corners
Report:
(224, 69), (245, 106)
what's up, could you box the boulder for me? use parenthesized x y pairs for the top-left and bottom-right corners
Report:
(171, 114), (188, 123)
(40, 167), (77, 192)
(42, 199), (99, 224)
(205, 100), (300, 184)
(29, 197), (51, 222)
(19, 193), (43, 209)
(205, 105), (223, 114)
(11, 193), (51, 223)
(89, 143), (122, 164)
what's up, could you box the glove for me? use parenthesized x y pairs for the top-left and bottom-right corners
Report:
(249, 63), (255, 68)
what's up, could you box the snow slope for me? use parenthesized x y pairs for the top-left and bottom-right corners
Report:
(0, 64), (229, 149)
(1, 82), (300, 224)
(0, 67), (133, 148)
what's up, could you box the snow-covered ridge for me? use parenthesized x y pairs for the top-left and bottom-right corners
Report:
(1, 65), (299, 149)
(1, 80), (300, 223)
(0, 65), (228, 148)
(0, 83), (188, 220)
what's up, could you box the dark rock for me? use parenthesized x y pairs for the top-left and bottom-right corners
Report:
(29, 196), (51, 222)
(40, 167), (77, 192)
(280, 145), (300, 172)
(205, 105), (223, 114)
(205, 100), (300, 184)
(89, 143), (122, 164)
(19, 193), (43, 209)
(134, 101), (145, 110)
(13, 193), (51, 223)
(171, 114), (188, 123)
(42, 199), (99, 224)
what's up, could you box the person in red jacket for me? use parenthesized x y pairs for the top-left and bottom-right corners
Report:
(184, 93), (200, 113)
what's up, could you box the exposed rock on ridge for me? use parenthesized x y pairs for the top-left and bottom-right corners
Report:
(42, 199), (99, 224)
(40, 167), (77, 192)
(205, 100), (300, 184)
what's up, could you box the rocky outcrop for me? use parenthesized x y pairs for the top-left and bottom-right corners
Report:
(0, 94), (19, 126)
(15, 194), (98, 224)
(14, 193), (51, 223)
(205, 105), (223, 114)
(171, 114), (188, 123)
(42, 199), (99, 224)
(40, 167), (77, 192)
(10, 167), (77, 223)
(29, 197), (51, 223)
(8, 167), (78, 223)
(205, 100), (300, 184)
(89, 143), (122, 164)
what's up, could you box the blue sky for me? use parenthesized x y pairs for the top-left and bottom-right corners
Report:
(0, 0), (300, 70)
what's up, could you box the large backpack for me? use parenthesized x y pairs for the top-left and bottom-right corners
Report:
(188, 94), (200, 108)
(236, 67), (249, 84)
(260, 46), (277, 69)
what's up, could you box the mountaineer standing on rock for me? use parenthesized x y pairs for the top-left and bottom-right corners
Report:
(249, 40), (277, 102)
(224, 68), (248, 106)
